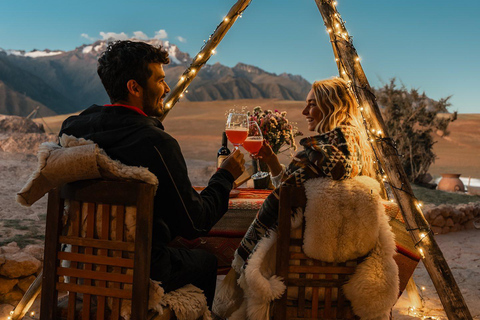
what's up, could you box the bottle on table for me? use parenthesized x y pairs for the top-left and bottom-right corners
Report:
(217, 131), (231, 169)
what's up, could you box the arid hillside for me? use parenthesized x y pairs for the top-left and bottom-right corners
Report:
(34, 100), (480, 179)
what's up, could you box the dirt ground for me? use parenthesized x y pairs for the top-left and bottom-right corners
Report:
(0, 101), (478, 318)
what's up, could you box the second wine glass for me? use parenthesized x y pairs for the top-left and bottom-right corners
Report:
(243, 121), (269, 179)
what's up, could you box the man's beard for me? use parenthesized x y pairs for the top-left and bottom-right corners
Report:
(142, 91), (164, 118)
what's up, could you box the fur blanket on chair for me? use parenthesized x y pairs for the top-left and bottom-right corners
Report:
(215, 176), (398, 320)
(16, 134), (212, 320)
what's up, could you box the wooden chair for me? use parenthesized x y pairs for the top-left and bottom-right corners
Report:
(273, 186), (360, 320)
(40, 179), (156, 320)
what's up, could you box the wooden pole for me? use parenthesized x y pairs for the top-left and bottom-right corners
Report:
(159, 0), (252, 122)
(313, 1), (472, 319)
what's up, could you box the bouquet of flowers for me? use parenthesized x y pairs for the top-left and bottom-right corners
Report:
(248, 106), (302, 154)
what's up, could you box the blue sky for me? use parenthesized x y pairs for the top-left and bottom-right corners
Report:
(1, 0), (479, 113)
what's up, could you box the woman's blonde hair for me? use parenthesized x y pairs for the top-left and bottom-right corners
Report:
(312, 77), (375, 177)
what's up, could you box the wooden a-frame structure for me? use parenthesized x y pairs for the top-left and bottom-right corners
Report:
(161, 1), (473, 319)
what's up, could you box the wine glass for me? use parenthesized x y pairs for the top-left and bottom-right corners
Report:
(243, 121), (269, 179)
(225, 112), (249, 149)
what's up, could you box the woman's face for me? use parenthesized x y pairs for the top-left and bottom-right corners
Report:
(302, 88), (323, 132)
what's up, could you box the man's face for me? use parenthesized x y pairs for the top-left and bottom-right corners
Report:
(142, 63), (170, 117)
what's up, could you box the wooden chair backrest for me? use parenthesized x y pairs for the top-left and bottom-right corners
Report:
(40, 179), (155, 320)
(274, 185), (360, 320)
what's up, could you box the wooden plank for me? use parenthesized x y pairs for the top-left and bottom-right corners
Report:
(161, 0), (253, 121)
(40, 188), (63, 320)
(82, 202), (95, 320)
(57, 251), (134, 268)
(61, 180), (142, 206)
(97, 204), (110, 320)
(59, 235), (135, 252)
(57, 267), (133, 284)
(67, 200), (81, 320)
(131, 184), (155, 320)
(57, 283), (132, 299)
(111, 205), (125, 320)
(288, 265), (355, 274)
(313, 2), (473, 319)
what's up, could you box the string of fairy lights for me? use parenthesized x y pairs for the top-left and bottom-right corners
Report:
(321, 0), (438, 317)
(161, 0), (252, 120)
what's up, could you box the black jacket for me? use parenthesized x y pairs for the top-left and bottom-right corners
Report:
(60, 104), (234, 247)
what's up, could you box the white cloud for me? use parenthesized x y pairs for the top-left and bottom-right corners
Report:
(154, 29), (168, 40)
(99, 31), (129, 41)
(176, 36), (187, 43)
(81, 33), (96, 41)
(133, 31), (148, 40)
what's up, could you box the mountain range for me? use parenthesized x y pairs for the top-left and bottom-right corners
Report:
(0, 39), (311, 117)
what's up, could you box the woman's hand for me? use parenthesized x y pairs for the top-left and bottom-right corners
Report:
(251, 140), (275, 161)
(251, 140), (283, 177)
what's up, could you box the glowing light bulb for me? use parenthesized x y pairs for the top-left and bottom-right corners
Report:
(10, 311), (14, 315)
(180, 76), (185, 81)
(166, 103), (171, 108)
(360, 107), (364, 111)
(333, 1), (338, 5)
(370, 138), (374, 142)
(197, 54), (203, 59)
(327, 28), (333, 33)
(383, 175), (387, 179)
(390, 199), (395, 203)
(342, 70), (346, 75)
(185, 90), (189, 93)
(31, 311), (35, 316)
(190, 69), (196, 74)
(421, 286), (426, 291)
(371, 128), (376, 133)
(335, 23), (340, 28)
(224, 17), (229, 22)
(335, 58), (339, 62)
(180, 93), (184, 97)
(377, 130), (382, 135)
(355, 57), (360, 62)
(420, 233), (426, 239)
(211, 49), (216, 55)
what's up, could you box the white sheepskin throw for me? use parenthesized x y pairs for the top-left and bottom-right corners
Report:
(16, 134), (158, 206)
(303, 176), (399, 320)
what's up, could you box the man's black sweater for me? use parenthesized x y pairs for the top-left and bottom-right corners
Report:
(60, 104), (234, 247)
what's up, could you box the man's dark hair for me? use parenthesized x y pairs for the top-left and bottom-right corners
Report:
(97, 40), (170, 103)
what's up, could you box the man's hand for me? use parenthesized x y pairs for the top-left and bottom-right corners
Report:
(220, 148), (245, 180)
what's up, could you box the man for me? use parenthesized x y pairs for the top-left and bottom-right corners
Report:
(59, 40), (245, 308)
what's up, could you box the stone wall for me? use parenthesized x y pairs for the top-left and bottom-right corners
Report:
(0, 243), (43, 305)
(424, 202), (480, 234)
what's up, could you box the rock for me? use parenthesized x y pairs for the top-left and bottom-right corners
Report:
(17, 275), (36, 292)
(442, 226), (451, 234)
(1, 242), (20, 254)
(0, 115), (45, 134)
(427, 208), (441, 220)
(0, 255), (5, 266)
(23, 244), (44, 261)
(0, 304), (15, 319)
(445, 218), (454, 227)
(0, 277), (18, 294)
(0, 252), (41, 278)
(464, 220), (477, 230)
(451, 224), (462, 232)
(431, 226), (443, 234)
(432, 215), (446, 227)
(0, 288), (24, 304)
(441, 207), (453, 218)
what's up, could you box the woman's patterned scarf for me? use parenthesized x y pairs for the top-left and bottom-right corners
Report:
(236, 126), (363, 268)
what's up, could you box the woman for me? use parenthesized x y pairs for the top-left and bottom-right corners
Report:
(214, 78), (398, 320)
